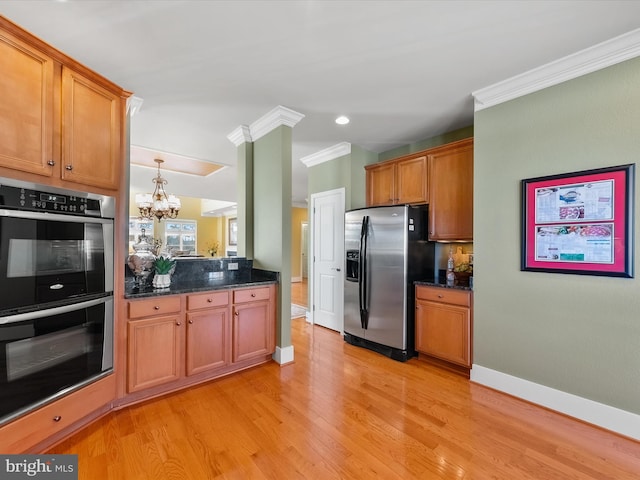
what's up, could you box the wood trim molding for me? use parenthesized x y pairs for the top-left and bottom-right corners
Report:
(472, 28), (640, 111)
(301, 142), (352, 168)
(471, 364), (640, 441)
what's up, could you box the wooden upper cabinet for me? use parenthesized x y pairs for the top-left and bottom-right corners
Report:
(0, 17), (127, 190)
(0, 29), (54, 177)
(428, 138), (474, 241)
(366, 154), (428, 206)
(61, 67), (122, 189)
(367, 162), (395, 206)
(396, 155), (428, 204)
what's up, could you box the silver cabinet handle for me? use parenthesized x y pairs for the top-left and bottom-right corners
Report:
(53, 416), (62, 422)
(65, 165), (73, 171)
(47, 160), (55, 166)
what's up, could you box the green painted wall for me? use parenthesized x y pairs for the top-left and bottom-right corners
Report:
(307, 144), (374, 210)
(474, 57), (640, 414)
(236, 141), (254, 259)
(378, 125), (474, 162)
(253, 126), (292, 348)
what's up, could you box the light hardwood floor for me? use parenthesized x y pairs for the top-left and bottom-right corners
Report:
(50, 302), (640, 479)
(291, 279), (308, 307)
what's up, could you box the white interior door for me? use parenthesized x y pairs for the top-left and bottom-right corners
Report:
(310, 188), (345, 332)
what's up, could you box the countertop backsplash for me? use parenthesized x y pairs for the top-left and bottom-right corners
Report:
(125, 256), (279, 298)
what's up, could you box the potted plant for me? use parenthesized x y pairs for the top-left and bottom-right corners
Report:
(207, 240), (219, 257)
(152, 255), (176, 289)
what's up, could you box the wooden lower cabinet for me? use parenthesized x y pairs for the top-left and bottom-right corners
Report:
(415, 285), (472, 371)
(233, 286), (275, 363)
(126, 285), (275, 398)
(127, 313), (183, 393)
(0, 374), (115, 454)
(186, 291), (231, 376)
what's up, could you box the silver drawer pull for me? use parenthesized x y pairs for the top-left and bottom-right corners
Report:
(53, 416), (62, 422)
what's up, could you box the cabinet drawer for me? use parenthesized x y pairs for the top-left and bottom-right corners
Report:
(0, 374), (115, 453)
(187, 291), (229, 310)
(128, 296), (181, 319)
(233, 287), (270, 304)
(416, 286), (470, 307)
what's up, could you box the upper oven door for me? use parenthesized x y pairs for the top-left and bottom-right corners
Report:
(0, 210), (113, 314)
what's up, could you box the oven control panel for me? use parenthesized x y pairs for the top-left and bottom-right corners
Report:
(0, 183), (102, 216)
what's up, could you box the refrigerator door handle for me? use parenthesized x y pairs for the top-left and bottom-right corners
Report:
(359, 215), (369, 329)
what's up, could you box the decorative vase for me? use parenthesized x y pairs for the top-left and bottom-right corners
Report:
(127, 228), (156, 287)
(152, 273), (171, 289)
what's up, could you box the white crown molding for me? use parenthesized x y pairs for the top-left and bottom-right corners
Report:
(249, 105), (305, 142)
(473, 28), (640, 111)
(300, 142), (352, 168)
(127, 96), (144, 116)
(227, 125), (252, 146)
(227, 106), (305, 146)
(471, 365), (640, 441)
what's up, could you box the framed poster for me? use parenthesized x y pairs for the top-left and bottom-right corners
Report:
(521, 164), (634, 277)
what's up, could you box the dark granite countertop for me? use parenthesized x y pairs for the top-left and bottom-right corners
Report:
(414, 278), (473, 292)
(125, 268), (279, 299)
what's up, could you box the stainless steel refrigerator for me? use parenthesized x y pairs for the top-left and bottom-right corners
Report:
(344, 204), (435, 361)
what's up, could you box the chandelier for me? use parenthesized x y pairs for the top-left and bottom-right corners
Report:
(135, 158), (181, 221)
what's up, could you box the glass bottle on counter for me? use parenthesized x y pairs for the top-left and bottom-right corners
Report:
(446, 247), (455, 287)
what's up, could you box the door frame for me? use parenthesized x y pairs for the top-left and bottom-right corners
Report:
(308, 187), (345, 328)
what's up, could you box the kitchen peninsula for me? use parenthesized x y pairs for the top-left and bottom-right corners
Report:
(122, 257), (278, 406)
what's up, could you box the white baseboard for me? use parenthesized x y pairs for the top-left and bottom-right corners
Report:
(471, 365), (640, 441)
(273, 345), (294, 365)
(291, 276), (302, 283)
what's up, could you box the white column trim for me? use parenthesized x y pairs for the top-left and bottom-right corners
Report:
(250, 105), (305, 142)
(273, 345), (294, 365)
(227, 106), (305, 146)
(471, 364), (640, 441)
(227, 125), (252, 146)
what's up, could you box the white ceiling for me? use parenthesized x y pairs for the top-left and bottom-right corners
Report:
(2, 1), (640, 206)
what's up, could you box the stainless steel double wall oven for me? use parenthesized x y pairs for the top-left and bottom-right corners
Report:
(0, 178), (114, 424)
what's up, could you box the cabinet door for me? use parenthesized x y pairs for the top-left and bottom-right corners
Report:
(61, 67), (121, 189)
(366, 163), (395, 206)
(415, 300), (471, 367)
(232, 301), (272, 363)
(127, 315), (182, 393)
(396, 155), (427, 204)
(0, 30), (54, 177)
(186, 307), (230, 376)
(428, 140), (473, 241)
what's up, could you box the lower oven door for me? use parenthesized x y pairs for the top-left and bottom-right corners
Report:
(0, 296), (113, 425)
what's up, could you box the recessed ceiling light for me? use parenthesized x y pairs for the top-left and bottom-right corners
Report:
(335, 115), (350, 125)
